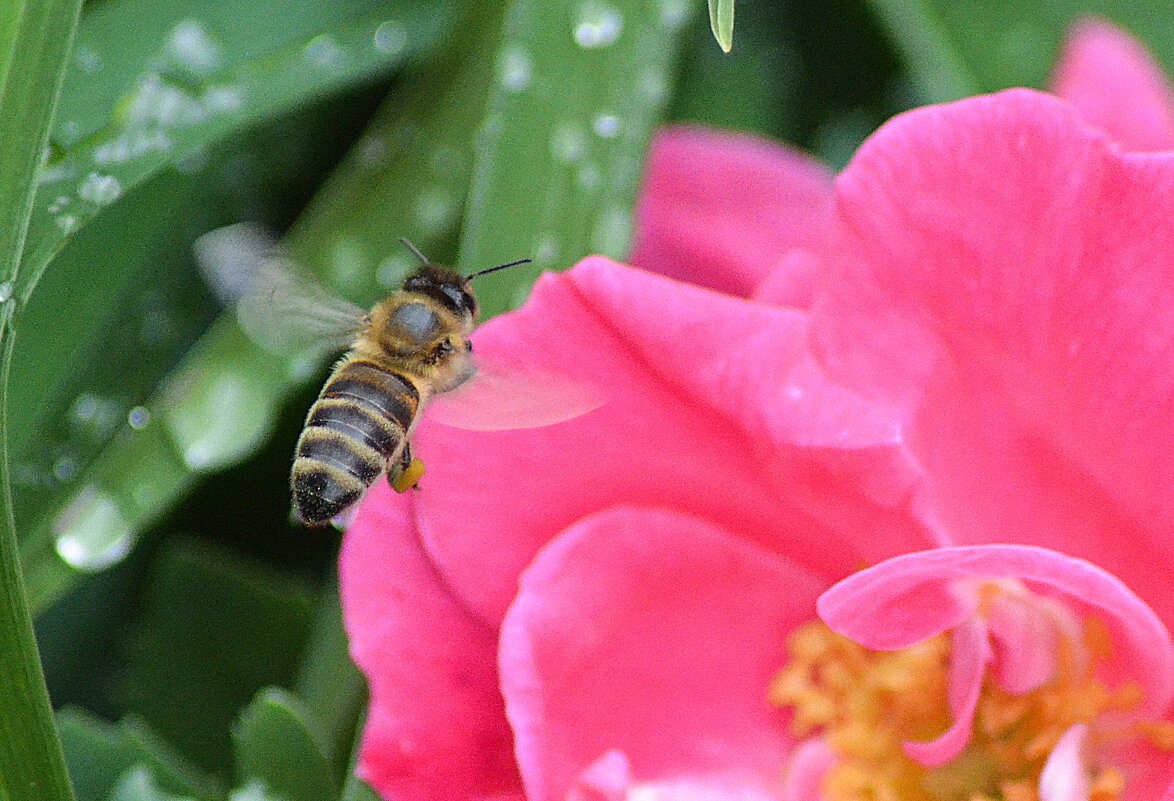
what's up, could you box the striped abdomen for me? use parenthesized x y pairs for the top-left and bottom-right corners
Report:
(291, 360), (419, 524)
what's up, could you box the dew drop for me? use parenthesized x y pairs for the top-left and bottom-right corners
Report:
(164, 368), (275, 472)
(550, 124), (586, 162)
(69, 392), (122, 436)
(0, 282), (13, 303)
(413, 186), (455, 232)
(574, 1), (623, 48)
(577, 163), (601, 191)
(378, 252), (416, 289)
(77, 172), (122, 205)
(638, 68), (668, 103)
(659, 0), (689, 28)
(55, 214), (79, 234)
(201, 85), (244, 115)
(126, 76), (203, 127)
(127, 406), (151, 429)
(373, 20), (408, 54)
(173, 145), (209, 174)
(229, 781), (273, 801)
(356, 133), (388, 166)
(38, 162), (76, 185)
(591, 204), (631, 256)
(75, 45), (102, 74)
(499, 44), (531, 92)
(54, 485), (133, 572)
(48, 196), (70, 215)
(534, 234), (558, 265)
(305, 34), (343, 69)
(593, 114), (621, 138)
(167, 19), (221, 75)
(92, 129), (174, 165)
(52, 455), (77, 483)
(329, 236), (367, 290)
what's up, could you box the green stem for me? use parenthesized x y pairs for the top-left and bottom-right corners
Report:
(0, 323), (75, 801)
(0, 0), (85, 797)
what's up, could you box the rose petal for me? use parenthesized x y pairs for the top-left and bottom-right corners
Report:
(780, 739), (836, 801)
(567, 751), (630, 801)
(1038, 724), (1090, 801)
(1051, 18), (1174, 152)
(631, 125), (834, 298)
(818, 545), (1174, 716)
(413, 258), (931, 626)
(810, 88), (1174, 626)
(751, 250), (823, 309)
(339, 486), (522, 801)
(985, 587), (1078, 694)
(904, 616), (992, 766)
(498, 506), (826, 801)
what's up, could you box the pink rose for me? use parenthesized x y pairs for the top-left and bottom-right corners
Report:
(341, 18), (1174, 801)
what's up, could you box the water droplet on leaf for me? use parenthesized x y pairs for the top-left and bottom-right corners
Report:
(574, 1), (623, 48)
(54, 485), (133, 572)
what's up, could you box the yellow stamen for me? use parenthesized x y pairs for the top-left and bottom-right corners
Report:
(771, 607), (1172, 801)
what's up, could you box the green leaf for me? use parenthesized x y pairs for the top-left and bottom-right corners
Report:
(117, 539), (315, 774)
(0, 0), (83, 800)
(858, 0), (978, 103)
(22, 2), (502, 615)
(57, 710), (218, 801)
(291, 586), (364, 769)
(232, 688), (336, 801)
(105, 767), (198, 801)
(707, 0), (734, 52)
(20, 0), (454, 308)
(456, 0), (699, 318)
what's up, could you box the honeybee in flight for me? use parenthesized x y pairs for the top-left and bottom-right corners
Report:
(196, 224), (601, 527)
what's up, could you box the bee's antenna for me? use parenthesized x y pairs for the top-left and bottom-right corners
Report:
(399, 237), (429, 265)
(466, 258), (532, 281)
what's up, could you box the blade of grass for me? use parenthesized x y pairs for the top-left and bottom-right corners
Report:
(21, 0), (496, 616)
(861, 0), (977, 103)
(456, 0), (699, 318)
(0, 0), (84, 798)
(707, 0), (734, 52)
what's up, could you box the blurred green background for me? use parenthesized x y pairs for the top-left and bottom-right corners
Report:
(3, 0), (1170, 798)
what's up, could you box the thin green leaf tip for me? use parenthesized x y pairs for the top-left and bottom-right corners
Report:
(708, 0), (734, 52)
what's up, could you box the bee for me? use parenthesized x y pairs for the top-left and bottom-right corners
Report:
(196, 224), (600, 527)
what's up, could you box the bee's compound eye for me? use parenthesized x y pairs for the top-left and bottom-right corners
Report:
(465, 341), (473, 353)
(388, 302), (441, 346)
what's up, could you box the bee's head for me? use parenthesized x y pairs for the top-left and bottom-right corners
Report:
(402, 262), (479, 321)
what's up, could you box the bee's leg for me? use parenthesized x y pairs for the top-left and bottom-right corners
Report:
(388, 444), (425, 493)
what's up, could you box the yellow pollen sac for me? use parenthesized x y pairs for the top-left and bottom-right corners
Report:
(391, 457), (426, 492)
(770, 616), (1173, 801)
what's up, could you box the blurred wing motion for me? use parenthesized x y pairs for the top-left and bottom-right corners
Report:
(427, 358), (606, 431)
(194, 223), (365, 357)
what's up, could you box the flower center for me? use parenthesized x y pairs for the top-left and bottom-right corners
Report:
(770, 616), (1174, 801)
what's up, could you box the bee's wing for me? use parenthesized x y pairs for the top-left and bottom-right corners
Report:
(426, 356), (605, 431)
(195, 223), (365, 357)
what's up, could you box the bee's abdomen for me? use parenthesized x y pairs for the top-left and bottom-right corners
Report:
(292, 361), (419, 524)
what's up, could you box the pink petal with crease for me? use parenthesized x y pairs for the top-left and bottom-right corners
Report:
(498, 506), (827, 801)
(904, 616), (991, 766)
(810, 89), (1174, 628)
(751, 250), (822, 309)
(413, 258), (930, 627)
(818, 545), (1174, 717)
(339, 486), (522, 801)
(1051, 18), (1174, 152)
(631, 125), (834, 297)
